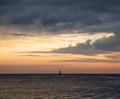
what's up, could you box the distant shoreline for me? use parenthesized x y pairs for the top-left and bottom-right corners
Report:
(0, 73), (120, 75)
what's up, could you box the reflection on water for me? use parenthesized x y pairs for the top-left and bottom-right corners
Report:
(0, 74), (120, 99)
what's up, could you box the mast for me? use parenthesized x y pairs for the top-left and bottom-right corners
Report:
(59, 69), (62, 75)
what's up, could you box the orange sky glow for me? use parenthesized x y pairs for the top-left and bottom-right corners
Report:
(0, 32), (120, 73)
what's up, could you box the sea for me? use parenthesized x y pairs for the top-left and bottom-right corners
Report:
(0, 74), (120, 99)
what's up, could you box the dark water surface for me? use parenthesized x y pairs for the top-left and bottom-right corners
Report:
(0, 74), (120, 99)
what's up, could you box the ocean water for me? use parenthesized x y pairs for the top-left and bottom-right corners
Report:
(0, 74), (120, 99)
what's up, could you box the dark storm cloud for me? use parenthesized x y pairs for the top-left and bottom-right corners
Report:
(0, 0), (120, 31)
(0, 0), (20, 6)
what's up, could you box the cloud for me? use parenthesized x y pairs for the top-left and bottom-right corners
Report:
(51, 40), (106, 55)
(51, 33), (120, 55)
(18, 33), (119, 56)
(11, 33), (29, 36)
(0, 0), (120, 34)
(93, 34), (120, 51)
(52, 30), (120, 55)
(105, 53), (120, 59)
(57, 58), (120, 63)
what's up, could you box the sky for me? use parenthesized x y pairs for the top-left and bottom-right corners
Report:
(0, 0), (120, 73)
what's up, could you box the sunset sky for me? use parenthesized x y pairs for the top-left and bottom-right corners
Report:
(0, 0), (120, 73)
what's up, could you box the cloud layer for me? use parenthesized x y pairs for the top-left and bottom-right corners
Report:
(0, 0), (120, 33)
(0, 0), (120, 58)
(52, 34), (120, 55)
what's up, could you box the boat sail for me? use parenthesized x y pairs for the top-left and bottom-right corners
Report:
(58, 69), (62, 75)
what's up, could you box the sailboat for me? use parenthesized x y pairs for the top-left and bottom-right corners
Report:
(58, 69), (62, 75)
